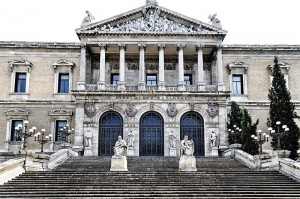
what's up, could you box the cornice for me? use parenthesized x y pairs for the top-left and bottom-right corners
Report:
(0, 41), (80, 49)
(223, 44), (300, 51)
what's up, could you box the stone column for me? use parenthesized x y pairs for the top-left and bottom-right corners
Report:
(158, 43), (166, 91)
(177, 44), (186, 91)
(138, 43), (146, 91)
(98, 43), (106, 90)
(118, 44), (126, 91)
(77, 43), (86, 90)
(196, 44), (206, 91)
(216, 44), (225, 91)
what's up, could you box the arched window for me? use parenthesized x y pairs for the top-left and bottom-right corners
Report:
(139, 112), (164, 156)
(180, 112), (204, 156)
(99, 112), (123, 156)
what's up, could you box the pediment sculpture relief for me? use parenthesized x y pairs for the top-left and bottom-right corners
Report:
(94, 8), (208, 33)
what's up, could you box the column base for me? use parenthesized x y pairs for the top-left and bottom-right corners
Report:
(218, 83), (225, 91)
(158, 82), (166, 91)
(77, 82), (86, 90)
(138, 82), (146, 91)
(197, 82), (206, 91)
(97, 82), (106, 91)
(177, 82), (186, 91)
(117, 82), (126, 91)
(110, 155), (128, 171)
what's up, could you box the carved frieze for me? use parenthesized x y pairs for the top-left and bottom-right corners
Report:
(166, 103), (178, 117)
(127, 63), (139, 70)
(5, 109), (30, 116)
(206, 103), (219, 118)
(184, 64), (193, 70)
(49, 109), (73, 116)
(125, 103), (137, 117)
(146, 63), (159, 70)
(164, 63), (176, 70)
(110, 63), (119, 70)
(84, 102), (97, 118)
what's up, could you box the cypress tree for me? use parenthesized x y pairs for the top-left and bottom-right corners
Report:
(241, 109), (259, 155)
(267, 56), (300, 159)
(227, 101), (243, 144)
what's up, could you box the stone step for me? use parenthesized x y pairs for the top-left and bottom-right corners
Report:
(1, 156), (299, 198)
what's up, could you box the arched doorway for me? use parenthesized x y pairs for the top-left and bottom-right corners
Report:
(180, 112), (204, 156)
(139, 112), (164, 156)
(98, 111), (123, 156)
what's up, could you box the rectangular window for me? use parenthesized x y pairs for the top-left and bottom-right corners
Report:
(11, 120), (23, 141)
(58, 74), (69, 93)
(14, 73), (26, 93)
(111, 74), (119, 85)
(146, 74), (157, 85)
(55, 120), (68, 141)
(232, 74), (243, 95)
(184, 74), (192, 85)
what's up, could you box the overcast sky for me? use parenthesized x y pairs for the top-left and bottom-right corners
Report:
(1, 0), (300, 44)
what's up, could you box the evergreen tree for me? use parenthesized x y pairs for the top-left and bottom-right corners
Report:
(241, 109), (259, 155)
(267, 56), (300, 159)
(227, 101), (243, 144)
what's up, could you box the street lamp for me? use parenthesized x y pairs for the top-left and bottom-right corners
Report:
(34, 129), (52, 153)
(228, 125), (241, 143)
(14, 120), (35, 149)
(59, 123), (74, 143)
(251, 129), (269, 155)
(268, 121), (289, 150)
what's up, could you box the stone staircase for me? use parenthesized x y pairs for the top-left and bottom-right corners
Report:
(0, 156), (300, 198)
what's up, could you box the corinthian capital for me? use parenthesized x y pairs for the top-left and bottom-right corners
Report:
(158, 43), (166, 50)
(177, 43), (186, 51)
(138, 43), (146, 51)
(196, 43), (205, 51)
(98, 43), (107, 51)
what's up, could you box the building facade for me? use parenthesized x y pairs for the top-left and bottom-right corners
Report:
(1, 1), (300, 156)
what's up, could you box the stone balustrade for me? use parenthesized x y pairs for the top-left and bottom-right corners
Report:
(0, 158), (25, 185)
(79, 84), (217, 92)
(231, 149), (300, 181)
(279, 158), (300, 181)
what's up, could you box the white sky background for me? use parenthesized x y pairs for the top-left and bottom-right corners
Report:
(1, 0), (300, 44)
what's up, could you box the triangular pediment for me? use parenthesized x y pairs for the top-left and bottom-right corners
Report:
(76, 3), (227, 37)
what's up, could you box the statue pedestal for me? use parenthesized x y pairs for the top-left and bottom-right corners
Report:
(169, 147), (177, 156)
(210, 147), (219, 157)
(110, 156), (128, 171)
(179, 156), (197, 171)
(127, 147), (134, 156)
(84, 147), (93, 156)
(61, 143), (72, 149)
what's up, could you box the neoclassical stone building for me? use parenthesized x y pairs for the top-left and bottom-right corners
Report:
(0, 1), (299, 156)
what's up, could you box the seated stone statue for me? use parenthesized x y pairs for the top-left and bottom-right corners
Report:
(113, 135), (127, 156)
(180, 135), (194, 156)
